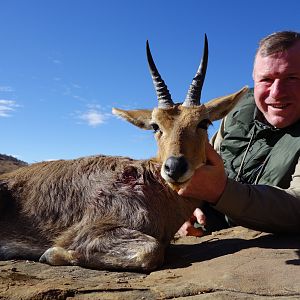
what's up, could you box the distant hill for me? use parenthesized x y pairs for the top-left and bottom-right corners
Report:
(0, 154), (28, 175)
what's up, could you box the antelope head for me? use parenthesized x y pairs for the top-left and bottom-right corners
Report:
(113, 35), (248, 190)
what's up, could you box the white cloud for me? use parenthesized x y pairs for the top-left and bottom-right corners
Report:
(78, 108), (109, 127)
(0, 86), (14, 92)
(0, 100), (19, 117)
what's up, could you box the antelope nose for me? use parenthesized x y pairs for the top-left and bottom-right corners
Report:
(164, 156), (188, 181)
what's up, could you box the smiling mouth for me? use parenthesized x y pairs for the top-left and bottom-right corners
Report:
(269, 104), (289, 109)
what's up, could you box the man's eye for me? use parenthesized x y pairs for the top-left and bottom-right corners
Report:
(260, 78), (273, 83)
(197, 119), (212, 130)
(287, 76), (300, 81)
(151, 123), (160, 133)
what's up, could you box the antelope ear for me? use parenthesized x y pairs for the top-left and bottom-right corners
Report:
(112, 108), (153, 130)
(205, 86), (249, 121)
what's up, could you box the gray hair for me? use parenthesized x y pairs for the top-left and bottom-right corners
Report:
(256, 31), (300, 57)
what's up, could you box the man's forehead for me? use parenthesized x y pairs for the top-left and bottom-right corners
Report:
(254, 50), (300, 77)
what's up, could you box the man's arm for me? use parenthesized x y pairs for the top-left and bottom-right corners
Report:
(213, 117), (300, 233)
(179, 140), (300, 234)
(215, 176), (300, 233)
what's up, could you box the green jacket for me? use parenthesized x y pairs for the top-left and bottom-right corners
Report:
(212, 89), (300, 233)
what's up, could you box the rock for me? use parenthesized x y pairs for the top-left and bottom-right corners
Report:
(0, 154), (27, 175)
(0, 226), (299, 299)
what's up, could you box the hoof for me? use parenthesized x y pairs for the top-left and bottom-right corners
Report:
(39, 247), (78, 266)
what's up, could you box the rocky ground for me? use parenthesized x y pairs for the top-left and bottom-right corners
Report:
(0, 154), (27, 175)
(0, 226), (299, 300)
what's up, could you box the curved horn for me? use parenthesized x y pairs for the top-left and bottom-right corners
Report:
(146, 40), (174, 108)
(183, 34), (208, 107)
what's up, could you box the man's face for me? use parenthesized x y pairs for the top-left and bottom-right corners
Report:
(253, 41), (300, 128)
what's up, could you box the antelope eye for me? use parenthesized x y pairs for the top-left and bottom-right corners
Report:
(197, 119), (212, 130)
(151, 123), (160, 133)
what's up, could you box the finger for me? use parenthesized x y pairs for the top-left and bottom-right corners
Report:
(177, 221), (193, 236)
(187, 226), (205, 237)
(178, 186), (187, 196)
(194, 208), (206, 225)
(190, 214), (197, 223)
(177, 219), (205, 237)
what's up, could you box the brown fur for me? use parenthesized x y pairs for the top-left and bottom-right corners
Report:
(0, 156), (199, 271)
(0, 87), (248, 272)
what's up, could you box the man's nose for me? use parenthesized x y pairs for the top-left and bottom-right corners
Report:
(270, 79), (286, 99)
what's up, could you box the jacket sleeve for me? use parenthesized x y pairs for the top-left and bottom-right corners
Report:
(211, 119), (300, 233)
(214, 176), (300, 233)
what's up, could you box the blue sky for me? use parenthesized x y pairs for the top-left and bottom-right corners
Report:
(1, 0), (300, 163)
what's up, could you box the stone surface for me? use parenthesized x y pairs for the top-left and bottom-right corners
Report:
(0, 227), (299, 299)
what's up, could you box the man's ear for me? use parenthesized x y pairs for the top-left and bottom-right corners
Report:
(205, 86), (249, 121)
(112, 108), (153, 130)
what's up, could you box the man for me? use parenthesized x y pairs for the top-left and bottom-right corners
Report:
(178, 31), (300, 236)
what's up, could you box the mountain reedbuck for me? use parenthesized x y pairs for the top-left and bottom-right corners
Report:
(0, 36), (248, 271)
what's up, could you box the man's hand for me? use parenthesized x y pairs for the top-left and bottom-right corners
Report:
(178, 142), (227, 204)
(177, 208), (206, 237)
(177, 142), (227, 237)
